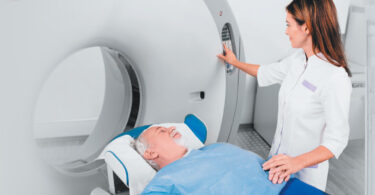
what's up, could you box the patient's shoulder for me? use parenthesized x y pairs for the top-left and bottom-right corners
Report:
(201, 143), (264, 161)
(200, 143), (250, 155)
(199, 142), (234, 151)
(201, 142), (243, 151)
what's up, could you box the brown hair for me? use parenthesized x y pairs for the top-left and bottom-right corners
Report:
(286, 0), (352, 77)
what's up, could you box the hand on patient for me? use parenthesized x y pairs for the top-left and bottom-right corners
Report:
(262, 154), (304, 184)
(268, 167), (290, 184)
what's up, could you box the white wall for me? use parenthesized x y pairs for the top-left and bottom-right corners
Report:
(334, 0), (351, 34)
(367, 5), (375, 195)
(345, 3), (368, 140)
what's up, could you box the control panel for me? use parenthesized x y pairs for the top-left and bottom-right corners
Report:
(221, 23), (236, 74)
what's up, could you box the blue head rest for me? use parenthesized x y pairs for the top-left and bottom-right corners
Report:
(111, 114), (207, 143)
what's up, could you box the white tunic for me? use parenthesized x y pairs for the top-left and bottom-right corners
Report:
(257, 49), (352, 191)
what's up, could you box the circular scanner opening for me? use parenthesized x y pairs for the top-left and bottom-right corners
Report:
(33, 47), (141, 175)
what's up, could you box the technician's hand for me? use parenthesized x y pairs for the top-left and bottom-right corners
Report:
(262, 154), (303, 184)
(216, 44), (238, 65)
(268, 168), (290, 184)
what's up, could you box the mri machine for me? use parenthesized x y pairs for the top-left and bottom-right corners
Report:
(0, 0), (247, 194)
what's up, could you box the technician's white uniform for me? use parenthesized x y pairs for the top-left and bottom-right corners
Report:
(257, 49), (352, 191)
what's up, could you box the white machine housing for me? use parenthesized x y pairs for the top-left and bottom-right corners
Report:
(0, 0), (245, 194)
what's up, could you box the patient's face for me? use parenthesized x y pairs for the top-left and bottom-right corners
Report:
(142, 126), (183, 155)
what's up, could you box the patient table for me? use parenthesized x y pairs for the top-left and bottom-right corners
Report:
(93, 114), (327, 195)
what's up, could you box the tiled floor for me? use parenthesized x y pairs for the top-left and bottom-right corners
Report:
(234, 124), (271, 159)
(326, 139), (365, 195)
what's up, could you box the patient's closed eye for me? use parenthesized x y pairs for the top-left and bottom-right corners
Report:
(156, 127), (168, 135)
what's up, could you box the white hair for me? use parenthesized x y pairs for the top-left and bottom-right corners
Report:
(134, 130), (160, 170)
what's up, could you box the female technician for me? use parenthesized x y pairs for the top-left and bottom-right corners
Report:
(217, 0), (352, 191)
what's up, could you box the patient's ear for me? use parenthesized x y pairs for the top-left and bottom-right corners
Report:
(144, 149), (158, 160)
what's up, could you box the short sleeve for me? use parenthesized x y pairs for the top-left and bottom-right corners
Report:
(257, 50), (302, 87)
(320, 71), (352, 158)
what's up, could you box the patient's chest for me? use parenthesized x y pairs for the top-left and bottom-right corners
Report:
(143, 144), (286, 194)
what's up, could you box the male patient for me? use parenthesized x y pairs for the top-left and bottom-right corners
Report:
(135, 126), (287, 195)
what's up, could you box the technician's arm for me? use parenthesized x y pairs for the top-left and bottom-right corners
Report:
(293, 145), (334, 171)
(217, 44), (260, 77)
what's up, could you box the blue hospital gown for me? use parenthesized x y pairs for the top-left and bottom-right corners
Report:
(142, 143), (286, 195)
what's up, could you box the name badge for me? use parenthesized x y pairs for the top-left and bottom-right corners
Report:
(302, 80), (317, 92)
